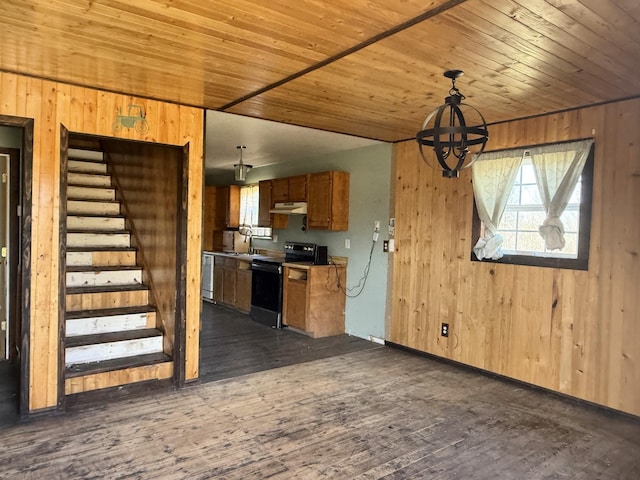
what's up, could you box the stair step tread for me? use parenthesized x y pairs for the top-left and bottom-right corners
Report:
(68, 159), (106, 164)
(66, 305), (156, 320)
(66, 265), (141, 272)
(67, 213), (124, 219)
(68, 199), (120, 204)
(65, 352), (171, 378)
(67, 229), (130, 234)
(66, 246), (136, 252)
(68, 183), (114, 188)
(66, 284), (149, 295)
(66, 328), (162, 348)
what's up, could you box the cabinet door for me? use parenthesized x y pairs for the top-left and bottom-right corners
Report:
(227, 185), (241, 228)
(222, 268), (237, 306)
(307, 172), (332, 229)
(258, 180), (272, 227)
(271, 178), (289, 203)
(235, 269), (252, 313)
(328, 171), (349, 231)
(214, 186), (229, 230)
(284, 278), (307, 330)
(213, 267), (224, 304)
(288, 175), (308, 202)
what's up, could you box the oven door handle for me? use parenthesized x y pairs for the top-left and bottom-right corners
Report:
(251, 263), (282, 274)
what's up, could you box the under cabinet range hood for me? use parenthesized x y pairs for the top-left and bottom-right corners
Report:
(269, 202), (307, 215)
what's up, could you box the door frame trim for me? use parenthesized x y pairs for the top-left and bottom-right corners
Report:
(0, 114), (34, 416)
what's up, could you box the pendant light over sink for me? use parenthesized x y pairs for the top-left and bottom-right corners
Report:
(234, 145), (253, 182)
(416, 70), (489, 178)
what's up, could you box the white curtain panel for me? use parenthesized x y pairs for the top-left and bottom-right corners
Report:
(239, 184), (259, 228)
(471, 149), (525, 260)
(530, 139), (593, 251)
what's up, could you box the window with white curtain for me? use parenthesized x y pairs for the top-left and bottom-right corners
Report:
(471, 139), (594, 270)
(239, 184), (272, 238)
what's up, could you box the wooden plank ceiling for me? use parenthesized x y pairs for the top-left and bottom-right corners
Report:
(2, 0), (640, 142)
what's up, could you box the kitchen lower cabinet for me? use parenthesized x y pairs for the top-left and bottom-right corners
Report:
(282, 264), (346, 338)
(213, 254), (252, 312)
(235, 267), (252, 313)
(213, 256), (225, 304)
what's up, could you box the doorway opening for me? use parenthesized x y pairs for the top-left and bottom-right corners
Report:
(0, 117), (32, 422)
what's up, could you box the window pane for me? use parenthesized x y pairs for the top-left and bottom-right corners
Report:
(520, 185), (542, 205)
(507, 186), (521, 206)
(501, 211), (517, 230)
(501, 231), (516, 252)
(517, 211), (546, 231)
(559, 233), (578, 256)
(561, 210), (579, 233)
(517, 231), (545, 253)
(521, 162), (536, 184)
(568, 181), (581, 204)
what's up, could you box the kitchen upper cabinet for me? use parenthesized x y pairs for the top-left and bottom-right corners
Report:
(215, 185), (241, 229)
(307, 171), (350, 231)
(287, 175), (308, 202)
(271, 175), (308, 203)
(271, 178), (289, 203)
(258, 180), (272, 227)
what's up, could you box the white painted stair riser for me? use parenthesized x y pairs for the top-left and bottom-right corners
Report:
(66, 312), (154, 336)
(67, 250), (136, 267)
(65, 336), (163, 365)
(67, 232), (130, 248)
(66, 268), (142, 287)
(68, 149), (104, 162)
(68, 160), (107, 174)
(68, 172), (112, 187)
(67, 200), (120, 216)
(68, 185), (115, 201)
(67, 216), (125, 231)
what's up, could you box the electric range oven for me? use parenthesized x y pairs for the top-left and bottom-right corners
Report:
(249, 258), (283, 328)
(249, 242), (328, 328)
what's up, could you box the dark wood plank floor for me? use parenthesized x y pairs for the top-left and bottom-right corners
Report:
(1, 347), (639, 478)
(0, 360), (19, 427)
(199, 301), (378, 383)
(0, 302), (377, 420)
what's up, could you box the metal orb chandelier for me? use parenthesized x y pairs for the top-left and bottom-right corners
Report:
(234, 145), (252, 182)
(416, 70), (489, 178)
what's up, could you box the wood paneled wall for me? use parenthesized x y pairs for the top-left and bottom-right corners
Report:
(0, 72), (204, 412)
(390, 98), (640, 416)
(104, 140), (182, 357)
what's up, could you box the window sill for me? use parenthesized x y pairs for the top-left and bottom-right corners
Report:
(470, 252), (588, 271)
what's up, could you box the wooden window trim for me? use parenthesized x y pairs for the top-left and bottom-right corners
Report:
(470, 143), (594, 271)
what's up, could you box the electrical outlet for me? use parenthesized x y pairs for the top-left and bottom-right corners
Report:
(441, 323), (449, 337)
(383, 240), (389, 252)
(374, 220), (380, 230)
(345, 238), (350, 249)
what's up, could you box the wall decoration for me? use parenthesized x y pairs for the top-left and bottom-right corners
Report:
(113, 104), (149, 134)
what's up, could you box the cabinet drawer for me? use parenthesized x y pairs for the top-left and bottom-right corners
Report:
(223, 257), (238, 268)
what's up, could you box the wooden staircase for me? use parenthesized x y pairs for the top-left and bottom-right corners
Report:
(64, 148), (173, 395)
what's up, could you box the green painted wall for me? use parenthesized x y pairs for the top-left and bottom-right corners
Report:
(249, 143), (392, 340)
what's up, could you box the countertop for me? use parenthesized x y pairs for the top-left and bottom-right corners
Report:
(282, 262), (341, 269)
(205, 251), (285, 263)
